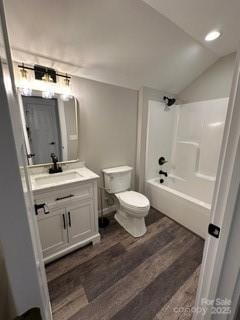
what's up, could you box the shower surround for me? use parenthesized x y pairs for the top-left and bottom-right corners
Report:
(146, 98), (228, 238)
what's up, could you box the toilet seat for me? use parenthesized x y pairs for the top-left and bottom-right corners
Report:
(116, 191), (150, 211)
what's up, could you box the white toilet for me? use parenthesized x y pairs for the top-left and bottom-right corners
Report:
(103, 166), (150, 237)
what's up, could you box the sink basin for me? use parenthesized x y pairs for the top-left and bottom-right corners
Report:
(33, 171), (83, 187)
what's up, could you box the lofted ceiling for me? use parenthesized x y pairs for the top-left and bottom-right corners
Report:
(4, 0), (235, 93)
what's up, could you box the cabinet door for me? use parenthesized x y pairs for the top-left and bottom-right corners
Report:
(38, 208), (68, 258)
(67, 200), (94, 245)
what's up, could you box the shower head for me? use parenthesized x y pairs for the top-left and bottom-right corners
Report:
(163, 96), (176, 107)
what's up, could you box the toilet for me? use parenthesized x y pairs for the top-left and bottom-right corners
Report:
(102, 166), (150, 237)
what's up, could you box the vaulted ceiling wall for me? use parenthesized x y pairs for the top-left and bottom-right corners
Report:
(4, 0), (235, 93)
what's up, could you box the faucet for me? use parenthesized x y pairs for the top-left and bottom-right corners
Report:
(159, 170), (168, 177)
(49, 153), (63, 174)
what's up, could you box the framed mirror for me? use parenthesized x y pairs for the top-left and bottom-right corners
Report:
(19, 90), (79, 166)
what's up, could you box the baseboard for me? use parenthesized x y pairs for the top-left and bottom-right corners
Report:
(98, 205), (117, 216)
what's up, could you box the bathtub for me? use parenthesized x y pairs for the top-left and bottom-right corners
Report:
(146, 177), (211, 238)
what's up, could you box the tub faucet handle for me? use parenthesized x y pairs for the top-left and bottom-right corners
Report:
(159, 157), (167, 166)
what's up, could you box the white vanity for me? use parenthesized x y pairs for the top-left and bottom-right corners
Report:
(20, 90), (100, 263)
(31, 166), (100, 263)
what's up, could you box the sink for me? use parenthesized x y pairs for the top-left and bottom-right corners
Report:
(33, 171), (83, 187)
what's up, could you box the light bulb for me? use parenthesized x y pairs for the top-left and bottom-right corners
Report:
(18, 79), (32, 96)
(19, 86), (32, 96)
(60, 93), (72, 101)
(60, 75), (72, 101)
(42, 89), (54, 99)
(41, 77), (55, 99)
(18, 67), (32, 96)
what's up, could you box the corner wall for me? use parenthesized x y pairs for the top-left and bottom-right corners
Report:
(178, 53), (236, 103)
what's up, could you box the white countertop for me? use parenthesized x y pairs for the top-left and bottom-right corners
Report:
(30, 167), (99, 192)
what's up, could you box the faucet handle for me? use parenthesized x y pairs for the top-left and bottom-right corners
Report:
(159, 157), (168, 166)
(50, 153), (58, 162)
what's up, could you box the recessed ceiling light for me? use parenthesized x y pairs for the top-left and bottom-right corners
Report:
(205, 30), (222, 42)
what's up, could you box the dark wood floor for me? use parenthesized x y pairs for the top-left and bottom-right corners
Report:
(46, 208), (204, 320)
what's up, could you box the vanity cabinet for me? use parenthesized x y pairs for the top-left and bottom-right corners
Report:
(38, 207), (68, 258)
(67, 199), (94, 245)
(34, 179), (100, 263)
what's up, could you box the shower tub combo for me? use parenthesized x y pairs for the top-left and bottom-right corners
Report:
(145, 98), (229, 239)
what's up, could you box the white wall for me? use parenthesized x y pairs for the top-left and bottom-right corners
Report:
(72, 77), (138, 188)
(178, 53), (236, 103)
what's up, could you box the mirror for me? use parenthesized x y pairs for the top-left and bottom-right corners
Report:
(20, 90), (79, 166)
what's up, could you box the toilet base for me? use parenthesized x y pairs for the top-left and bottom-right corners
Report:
(114, 210), (147, 237)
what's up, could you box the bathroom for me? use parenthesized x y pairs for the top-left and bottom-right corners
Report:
(0, 1), (240, 320)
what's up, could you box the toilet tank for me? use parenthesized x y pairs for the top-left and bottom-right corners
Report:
(102, 166), (133, 193)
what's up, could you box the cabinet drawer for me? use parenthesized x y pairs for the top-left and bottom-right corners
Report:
(34, 183), (94, 208)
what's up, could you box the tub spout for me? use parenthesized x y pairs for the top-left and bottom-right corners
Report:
(159, 170), (168, 177)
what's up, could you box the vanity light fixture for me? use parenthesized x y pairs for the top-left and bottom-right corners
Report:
(18, 63), (32, 96)
(205, 30), (222, 42)
(17, 64), (72, 99)
(60, 74), (72, 101)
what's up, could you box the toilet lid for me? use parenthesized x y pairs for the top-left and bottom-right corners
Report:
(116, 191), (150, 209)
